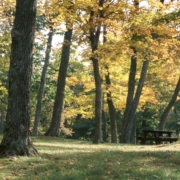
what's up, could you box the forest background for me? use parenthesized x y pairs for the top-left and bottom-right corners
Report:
(0, 0), (180, 146)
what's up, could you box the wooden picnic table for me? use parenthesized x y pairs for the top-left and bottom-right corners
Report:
(136, 130), (178, 145)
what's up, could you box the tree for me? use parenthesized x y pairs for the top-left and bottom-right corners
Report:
(88, 0), (105, 143)
(120, 54), (137, 143)
(44, 0), (76, 136)
(33, 26), (54, 136)
(120, 59), (149, 143)
(0, 0), (38, 156)
(45, 28), (73, 136)
(103, 26), (118, 143)
(159, 77), (180, 130)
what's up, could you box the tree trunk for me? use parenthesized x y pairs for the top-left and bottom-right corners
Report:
(45, 28), (73, 137)
(33, 26), (54, 136)
(0, 0), (38, 157)
(92, 57), (103, 143)
(121, 59), (149, 143)
(130, 118), (136, 144)
(89, 0), (104, 143)
(159, 77), (180, 130)
(105, 67), (118, 143)
(102, 93), (107, 142)
(102, 109), (107, 142)
(120, 54), (137, 143)
(103, 26), (118, 143)
(0, 110), (5, 134)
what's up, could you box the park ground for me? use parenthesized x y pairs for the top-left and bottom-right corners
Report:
(0, 136), (180, 180)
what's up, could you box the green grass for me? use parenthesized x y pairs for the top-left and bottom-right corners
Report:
(0, 136), (180, 180)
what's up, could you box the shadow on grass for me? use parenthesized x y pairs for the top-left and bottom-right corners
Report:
(0, 136), (180, 180)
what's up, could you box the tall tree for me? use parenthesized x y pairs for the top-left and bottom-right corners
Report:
(89, 0), (105, 143)
(45, 28), (73, 136)
(120, 50), (137, 143)
(159, 77), (180, 130)
(105, 67), (118, 143)
(103, 26), (118, 143)
(33, 26), (54, 136)
(120, 58), (149, 143)
(0, 0), (38, 156)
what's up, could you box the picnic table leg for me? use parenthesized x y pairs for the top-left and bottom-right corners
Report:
(141, 139), (145, 145)
(155, 140), (160, 145)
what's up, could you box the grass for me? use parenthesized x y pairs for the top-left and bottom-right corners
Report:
(0, 136), (180, 180)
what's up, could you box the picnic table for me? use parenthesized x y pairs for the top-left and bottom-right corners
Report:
(136, 130), (178, 145)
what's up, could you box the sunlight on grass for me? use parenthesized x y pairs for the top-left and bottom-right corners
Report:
(0, 135), (180, 180)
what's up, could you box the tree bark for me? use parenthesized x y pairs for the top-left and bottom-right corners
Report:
(91, 56), (103, 143)
(105, 67), (118, 143)
(121, 59), (149, 143)
(120, 54), (137, 143)
(0, 110), (5, 134)
(159, 77), (180, 130)
(103, 26), (118, 143)
(130, 118), (136, 144)
(33, 26), (54, 136)
(45, 28), (73, 137)
(89, 0), (104, 143)
(0, 0), (38, 157)
(102, 109), (107, 142)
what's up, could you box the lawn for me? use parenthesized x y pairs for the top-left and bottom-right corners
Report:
(0, 136), (180, 180)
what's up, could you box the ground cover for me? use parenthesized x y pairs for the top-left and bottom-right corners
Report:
(0, 136), (180, 180)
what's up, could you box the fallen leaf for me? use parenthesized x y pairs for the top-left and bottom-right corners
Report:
(69, 161), (74, 165)
(30, 162), (35, 166)
(32, 177), (38, 180)
(152, 175), (159, 178)
(87, 164), (93, 168)
(105, 171), (111, 175)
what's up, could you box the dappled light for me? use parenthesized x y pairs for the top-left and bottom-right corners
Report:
(0, 136), (180, 180)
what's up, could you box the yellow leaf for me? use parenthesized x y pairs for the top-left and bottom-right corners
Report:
(120, 151), (124, 154)
(30, 162), (35, 166)
(87, 164), (93, 168)
(105, 171), (111, 175)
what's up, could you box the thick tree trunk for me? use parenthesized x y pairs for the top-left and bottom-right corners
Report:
(0, 110), (5, 134)
(105, 67), (118, 143)
(120, 55), (137, 143)
(121, 59), (149, 143)
(159, 77), (180, 130)
(45, 29), (73, 137)
(33, 27), (53, 136)
(92, 57), (103, 143)
(0, 0), (38, 157)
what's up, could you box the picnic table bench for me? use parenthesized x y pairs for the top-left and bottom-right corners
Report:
(136, 130), (178, 145)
